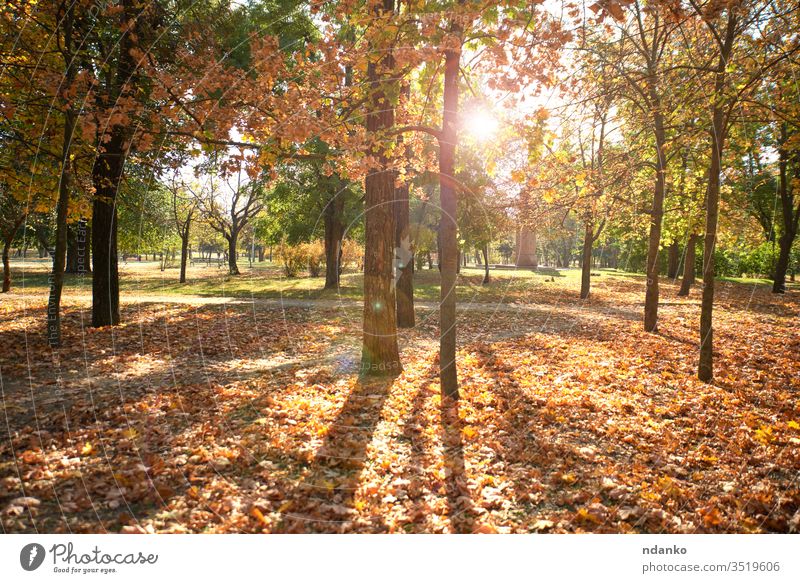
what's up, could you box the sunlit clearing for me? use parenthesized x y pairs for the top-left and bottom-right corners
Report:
(464, 108), (499, 142)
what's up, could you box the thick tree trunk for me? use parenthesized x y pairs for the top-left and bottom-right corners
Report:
(438, 38), (461, 399)
(395, 181), (415, 327)
(678, 233), (697, 296)
(360, 0), (401, 377)
(482, 245), (490, 284)
(324, 195), (344, 290)
(227, 233), (239, 275)
(644, 110), (667, 332)
(773, 236), (791, 294)
(580, 221), (592, 299)
(667, 239), (679, 280)
(91, 0), (136, 329)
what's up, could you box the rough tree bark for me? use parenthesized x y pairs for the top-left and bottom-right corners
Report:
(360, 0), (401, 377)
(91, 0), (137, 328)
(438, 31), (462, 398)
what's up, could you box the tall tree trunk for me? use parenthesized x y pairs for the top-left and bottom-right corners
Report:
(482, 244), (490, 284)
(699, 14), (736, 383)
(324, 195), (345, 290)
(91, 0), (136, 328)
(360, 0), (401, 377)
(47, 6), (77, 345)
(678, 233), (697, 296)
(394, 180), (415, 327)
(438, 35), (462, 399)
(2, 235), (13, 293)
(580, 221), (593, 299)
(644, 109), (667, 332)
(227, 231), (240, 275)
(772, 123), (798, 294)
(667, 239), (679, 280)
(66, 225), (78, 273)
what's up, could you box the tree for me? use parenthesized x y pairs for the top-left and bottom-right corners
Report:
(196, 156), (265, 276)
(359, 0), (402, 377)
(683, 0), (800, 380)
(166, 173), (198, 284)
(0, 188), (26, 293)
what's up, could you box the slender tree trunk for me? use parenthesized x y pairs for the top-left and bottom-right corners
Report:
(324, 195), (344, 290)
(698, 14), (737, 383)
(2, 235), (12, 293)
(580, 221), (592, 299)
(46, 4), (78, 344)
(438, 36), (462, 399)
(179, 229), (190, 284)
(395, 181), (415, 328)
(772, 123), (798, 294)
(667, 239), (679, 280)
(678, 233), (697, 296)
(482, 245), (490, 284)
(644, 110), (667, 332)
(360, 0), (401, 377)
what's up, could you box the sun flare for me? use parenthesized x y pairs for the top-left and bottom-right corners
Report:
(464, 108), (499, 142)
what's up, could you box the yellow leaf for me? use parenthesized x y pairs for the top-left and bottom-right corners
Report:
(787, 421), (799, 430)
(81, 442), (94, 456)
(754, 426), (774, 445)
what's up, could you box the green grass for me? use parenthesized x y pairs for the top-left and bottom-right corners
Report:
(8, 258), (796, 303)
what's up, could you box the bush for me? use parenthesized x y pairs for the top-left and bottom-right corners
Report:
(278, 242), (309, 278)
(306, 240), (326, 277)
(340, 239), (364, 272)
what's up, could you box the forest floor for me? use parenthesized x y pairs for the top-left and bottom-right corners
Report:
(1, 262), (799, 533)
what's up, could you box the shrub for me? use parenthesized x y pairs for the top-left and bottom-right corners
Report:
(340, 239), (364, 272)
(278, 242), (309, 278)
(306, 240), (326, 277)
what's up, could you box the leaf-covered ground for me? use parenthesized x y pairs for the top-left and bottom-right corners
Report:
(1, 274), (799, 533)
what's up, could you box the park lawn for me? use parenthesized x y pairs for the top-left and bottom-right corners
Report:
(12, 258), (792, 306)
(1, 270), (798, 534)
(6, 258), (577, 303)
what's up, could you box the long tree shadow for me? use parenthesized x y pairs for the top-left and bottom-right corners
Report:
(440, 392), (478, 533)
(278, 376), (394, 533)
